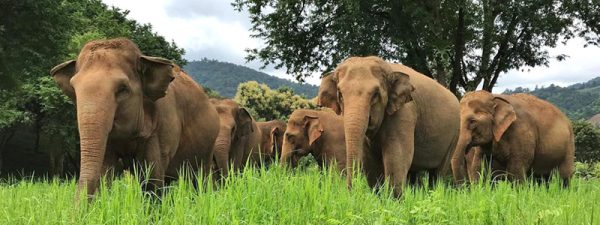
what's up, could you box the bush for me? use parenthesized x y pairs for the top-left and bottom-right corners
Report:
(572, 120), (600, 162)
(574, 162), (600, 179)
(234, 81), (316, 121)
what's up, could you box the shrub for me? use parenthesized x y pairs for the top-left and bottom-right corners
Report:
(572, 120), (600, 162)
(234, 81), (316, 121)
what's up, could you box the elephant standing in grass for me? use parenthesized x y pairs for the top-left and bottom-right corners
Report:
(451, 91), (574, 185)
(211, 99), (262, 178)
(318, 56), (459, 198)
(256, 120), (286, 163)
(51, 38), (220, 199)
(280, 109), (347, 171)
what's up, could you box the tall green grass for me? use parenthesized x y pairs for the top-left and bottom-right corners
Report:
(0, 164), (598, 225)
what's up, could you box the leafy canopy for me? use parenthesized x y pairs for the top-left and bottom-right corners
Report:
(234, 0), (600, 94)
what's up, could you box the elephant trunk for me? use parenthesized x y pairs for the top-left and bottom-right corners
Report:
(451, 128), (472, 184)
(343, 99), (370, 190)
(213, 129), (233, 176)
(75, 96), (115, 200)
(279, 137), (293, 167)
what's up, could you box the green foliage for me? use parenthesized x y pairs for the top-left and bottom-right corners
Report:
(234, 81), (316, 121)
(504, 77), (600, 120)
(185, 59), (318, 98)
(572, 120), (600, 163)
(575, 162), (600, 179)
(0, 0), (186, 173)
(0, 0), (73, 89)
(234, 0), (599, 94)
(0, 166), (600, 224)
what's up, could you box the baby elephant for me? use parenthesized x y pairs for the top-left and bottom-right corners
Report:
(451, 91), (574, 185)
(256, 120), (287, 163)
(280, 109), (346, 171)
(211, 99), (262, 178)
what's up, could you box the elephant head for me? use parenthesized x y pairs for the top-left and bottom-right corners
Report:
(264, 120), (286, 160)
(317, 72), (341, 114)
(317, 56), (415, 187)
(50, 38), (176, 197)
(451, 90), (516, 183)
(280, 110), (324, 168)
(211, 99), (254, 164)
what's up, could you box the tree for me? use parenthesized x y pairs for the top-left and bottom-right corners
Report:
(572, 120), (600, 163)
(0, 0), (187, 175)
(234, 81), (316, 121)
(0, 0), (73, 89)
(234, 0), (599, 94)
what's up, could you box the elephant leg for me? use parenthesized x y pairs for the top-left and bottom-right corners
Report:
(363, 150), (383, 191)
(101, 150), (119, 188)
(139, 138), (166, 196)
(506, 160), (527, 182)
(382, 134), (414, 199)
(558, 157), (574, 188)
(427, 169), (438, 187)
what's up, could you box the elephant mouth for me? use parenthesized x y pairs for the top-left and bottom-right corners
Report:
(292, 148), (308, 156)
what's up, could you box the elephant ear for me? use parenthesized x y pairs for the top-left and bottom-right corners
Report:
(318, 72), (341, 115)
(492, 96), (516, 142)
(50, 60), (77, 100)
(236, 108), (254, 136)
(386, 71), (415, 115)
(304, 115), (324, 146)
(140, 55), (176, 101)
(269, 126), (281, 153)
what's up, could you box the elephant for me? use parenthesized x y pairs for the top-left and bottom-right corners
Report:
(280, 109), (347, 171)
(50, 38), (220, 198)
(210, 99), (262, 177)
(451, 91), (574, 185)
(318, 56), (460, 198)
(256, 120), (287, 163)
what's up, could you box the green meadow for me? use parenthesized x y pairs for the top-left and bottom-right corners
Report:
(0, 164), (598, 225)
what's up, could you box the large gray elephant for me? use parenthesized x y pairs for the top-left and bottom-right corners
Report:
(318, 56), (460, 197)
(50, 38), (220, 198)
(451, 91), (574, 184)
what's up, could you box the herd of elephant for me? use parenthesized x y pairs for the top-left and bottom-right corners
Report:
(49, 38), (574, 199)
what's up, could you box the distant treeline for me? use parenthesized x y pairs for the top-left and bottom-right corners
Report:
(504, 77), (600, 120)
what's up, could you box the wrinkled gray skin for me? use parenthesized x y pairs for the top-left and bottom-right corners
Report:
(51, 38), (220, 200)
(318, 56), (460, 198)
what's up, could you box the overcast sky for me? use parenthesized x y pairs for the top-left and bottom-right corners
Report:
(102, 0), (600, 92)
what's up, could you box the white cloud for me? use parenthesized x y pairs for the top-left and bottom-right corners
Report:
(495, 38), (600, 92)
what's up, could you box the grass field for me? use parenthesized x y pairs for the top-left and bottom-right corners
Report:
(0, 164), (598, 225)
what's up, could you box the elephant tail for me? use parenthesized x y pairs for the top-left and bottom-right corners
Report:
(437, 129), (460, 178)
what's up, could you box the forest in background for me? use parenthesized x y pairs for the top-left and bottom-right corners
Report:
(185, 59), (318, 98)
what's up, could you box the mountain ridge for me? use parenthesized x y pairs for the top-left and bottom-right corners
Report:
(503, 76), (600, 120)
(184, 59), (318, 98)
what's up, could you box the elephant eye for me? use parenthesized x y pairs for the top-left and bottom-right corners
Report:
(286, 133), (295, 143)
(371, 91), (380, 104)
(468, 119), (477, 129)
(116, 83), (130, 99)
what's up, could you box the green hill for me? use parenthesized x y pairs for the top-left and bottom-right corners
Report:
(503, 77), (600, 120)
(184, 59), (318, 98)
